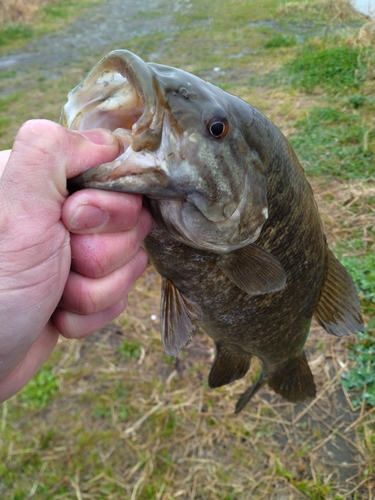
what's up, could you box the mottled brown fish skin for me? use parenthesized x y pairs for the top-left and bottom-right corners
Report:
(144, 105), (325, 388)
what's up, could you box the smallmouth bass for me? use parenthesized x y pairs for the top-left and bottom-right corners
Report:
(63, 50), (363, 412)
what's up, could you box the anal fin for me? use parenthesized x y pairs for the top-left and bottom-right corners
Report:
(268, 351), (316, 403)
(314, 249), (364, 336)
(217, 243), (286, 296)
(208, 343), (251, 388)
(161, 277), (202, 358)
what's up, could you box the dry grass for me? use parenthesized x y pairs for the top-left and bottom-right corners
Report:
(357, 21), (375, 47)
(0, 0), (57, 26)
(350, 21), (375, 91)
(4, 256), (373, 499)
(312, 179), (375, 251)
(280, 0), (362, 21)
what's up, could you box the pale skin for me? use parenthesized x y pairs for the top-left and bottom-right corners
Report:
(0, 119), (153, 402)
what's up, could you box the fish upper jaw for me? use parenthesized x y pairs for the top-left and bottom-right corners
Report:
(61, 50), (165, 153)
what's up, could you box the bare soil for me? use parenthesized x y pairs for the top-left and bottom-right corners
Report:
(0, 0), (180, 78)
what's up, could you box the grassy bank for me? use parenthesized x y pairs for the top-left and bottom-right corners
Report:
(0, 0), (374, 498)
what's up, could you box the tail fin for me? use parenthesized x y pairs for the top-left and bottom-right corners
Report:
(268, 351), (316, 403)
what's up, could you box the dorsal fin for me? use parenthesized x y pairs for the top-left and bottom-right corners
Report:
(160, 277), (202, 358)
(208, 343), (251, 388)
(217, 243), (286, 295)
(314, 249), (364, 336)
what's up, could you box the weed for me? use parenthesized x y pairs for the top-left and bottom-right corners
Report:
(163, 410), (178, 437)
(92, 405), (111, 419)
(346, 93), (367, 108)
(0, 117), (11, 137)
(0, 0), (102, 53)
(118, 339), (141, 361)
(0, 24), (33, 45)
(43, 4), (71, 19)
(336, 239), (375, 314)
(39, 429), (56, 450)
(20, 367), (59, 408)
(275, 460), (335, 499)
(340, 253), (375, 304)
(342, 322), (375, 407)
(265, 34), (298, 48)
(0, 70), (17, 79)
(0, 92), (21, 111)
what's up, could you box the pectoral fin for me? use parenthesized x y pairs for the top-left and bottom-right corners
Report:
(161, 277), (202, 358)
(217, 243), (286, 295)
(208, 343), (251, 388)
(314, 249), (364, 336)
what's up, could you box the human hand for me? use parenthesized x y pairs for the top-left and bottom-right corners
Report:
(0, 120), (152, 402)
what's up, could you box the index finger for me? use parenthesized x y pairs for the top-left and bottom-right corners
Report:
(62, 189), (149, 234)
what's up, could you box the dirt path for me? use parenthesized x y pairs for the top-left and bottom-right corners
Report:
(0, 0), (183, 80)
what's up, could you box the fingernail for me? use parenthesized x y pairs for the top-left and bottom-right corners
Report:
(77, 129), (118, 146)
(70, 205), (109, 230)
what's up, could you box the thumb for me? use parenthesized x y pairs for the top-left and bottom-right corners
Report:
(0, 119), (120, 201)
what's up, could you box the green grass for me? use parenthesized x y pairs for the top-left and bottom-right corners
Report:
(340, 252), (375, 306)
(342, 323), (375, 407)
(280, 40), (375, 180)
(19, 367), (59, 408)
(339, 245), (375, 408)
(265, 34), (298, 48)
(0, 24), (33, 46)
(118, 339), (142, 361)
(289, 106), (374, 179)
(275, 460), (337, 499)
(285, 44), (368, 93)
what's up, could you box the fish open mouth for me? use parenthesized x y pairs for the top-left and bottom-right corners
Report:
(62, 50), (175, 191)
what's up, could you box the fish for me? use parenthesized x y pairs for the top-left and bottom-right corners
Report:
(63, 50), (364, 412)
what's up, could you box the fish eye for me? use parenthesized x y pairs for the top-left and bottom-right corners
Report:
(207, 117), (228, 139)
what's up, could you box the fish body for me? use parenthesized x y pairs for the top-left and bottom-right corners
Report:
(63, 50), (363, 412)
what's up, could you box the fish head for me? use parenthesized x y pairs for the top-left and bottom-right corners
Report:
(63, 50), (268, 253)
